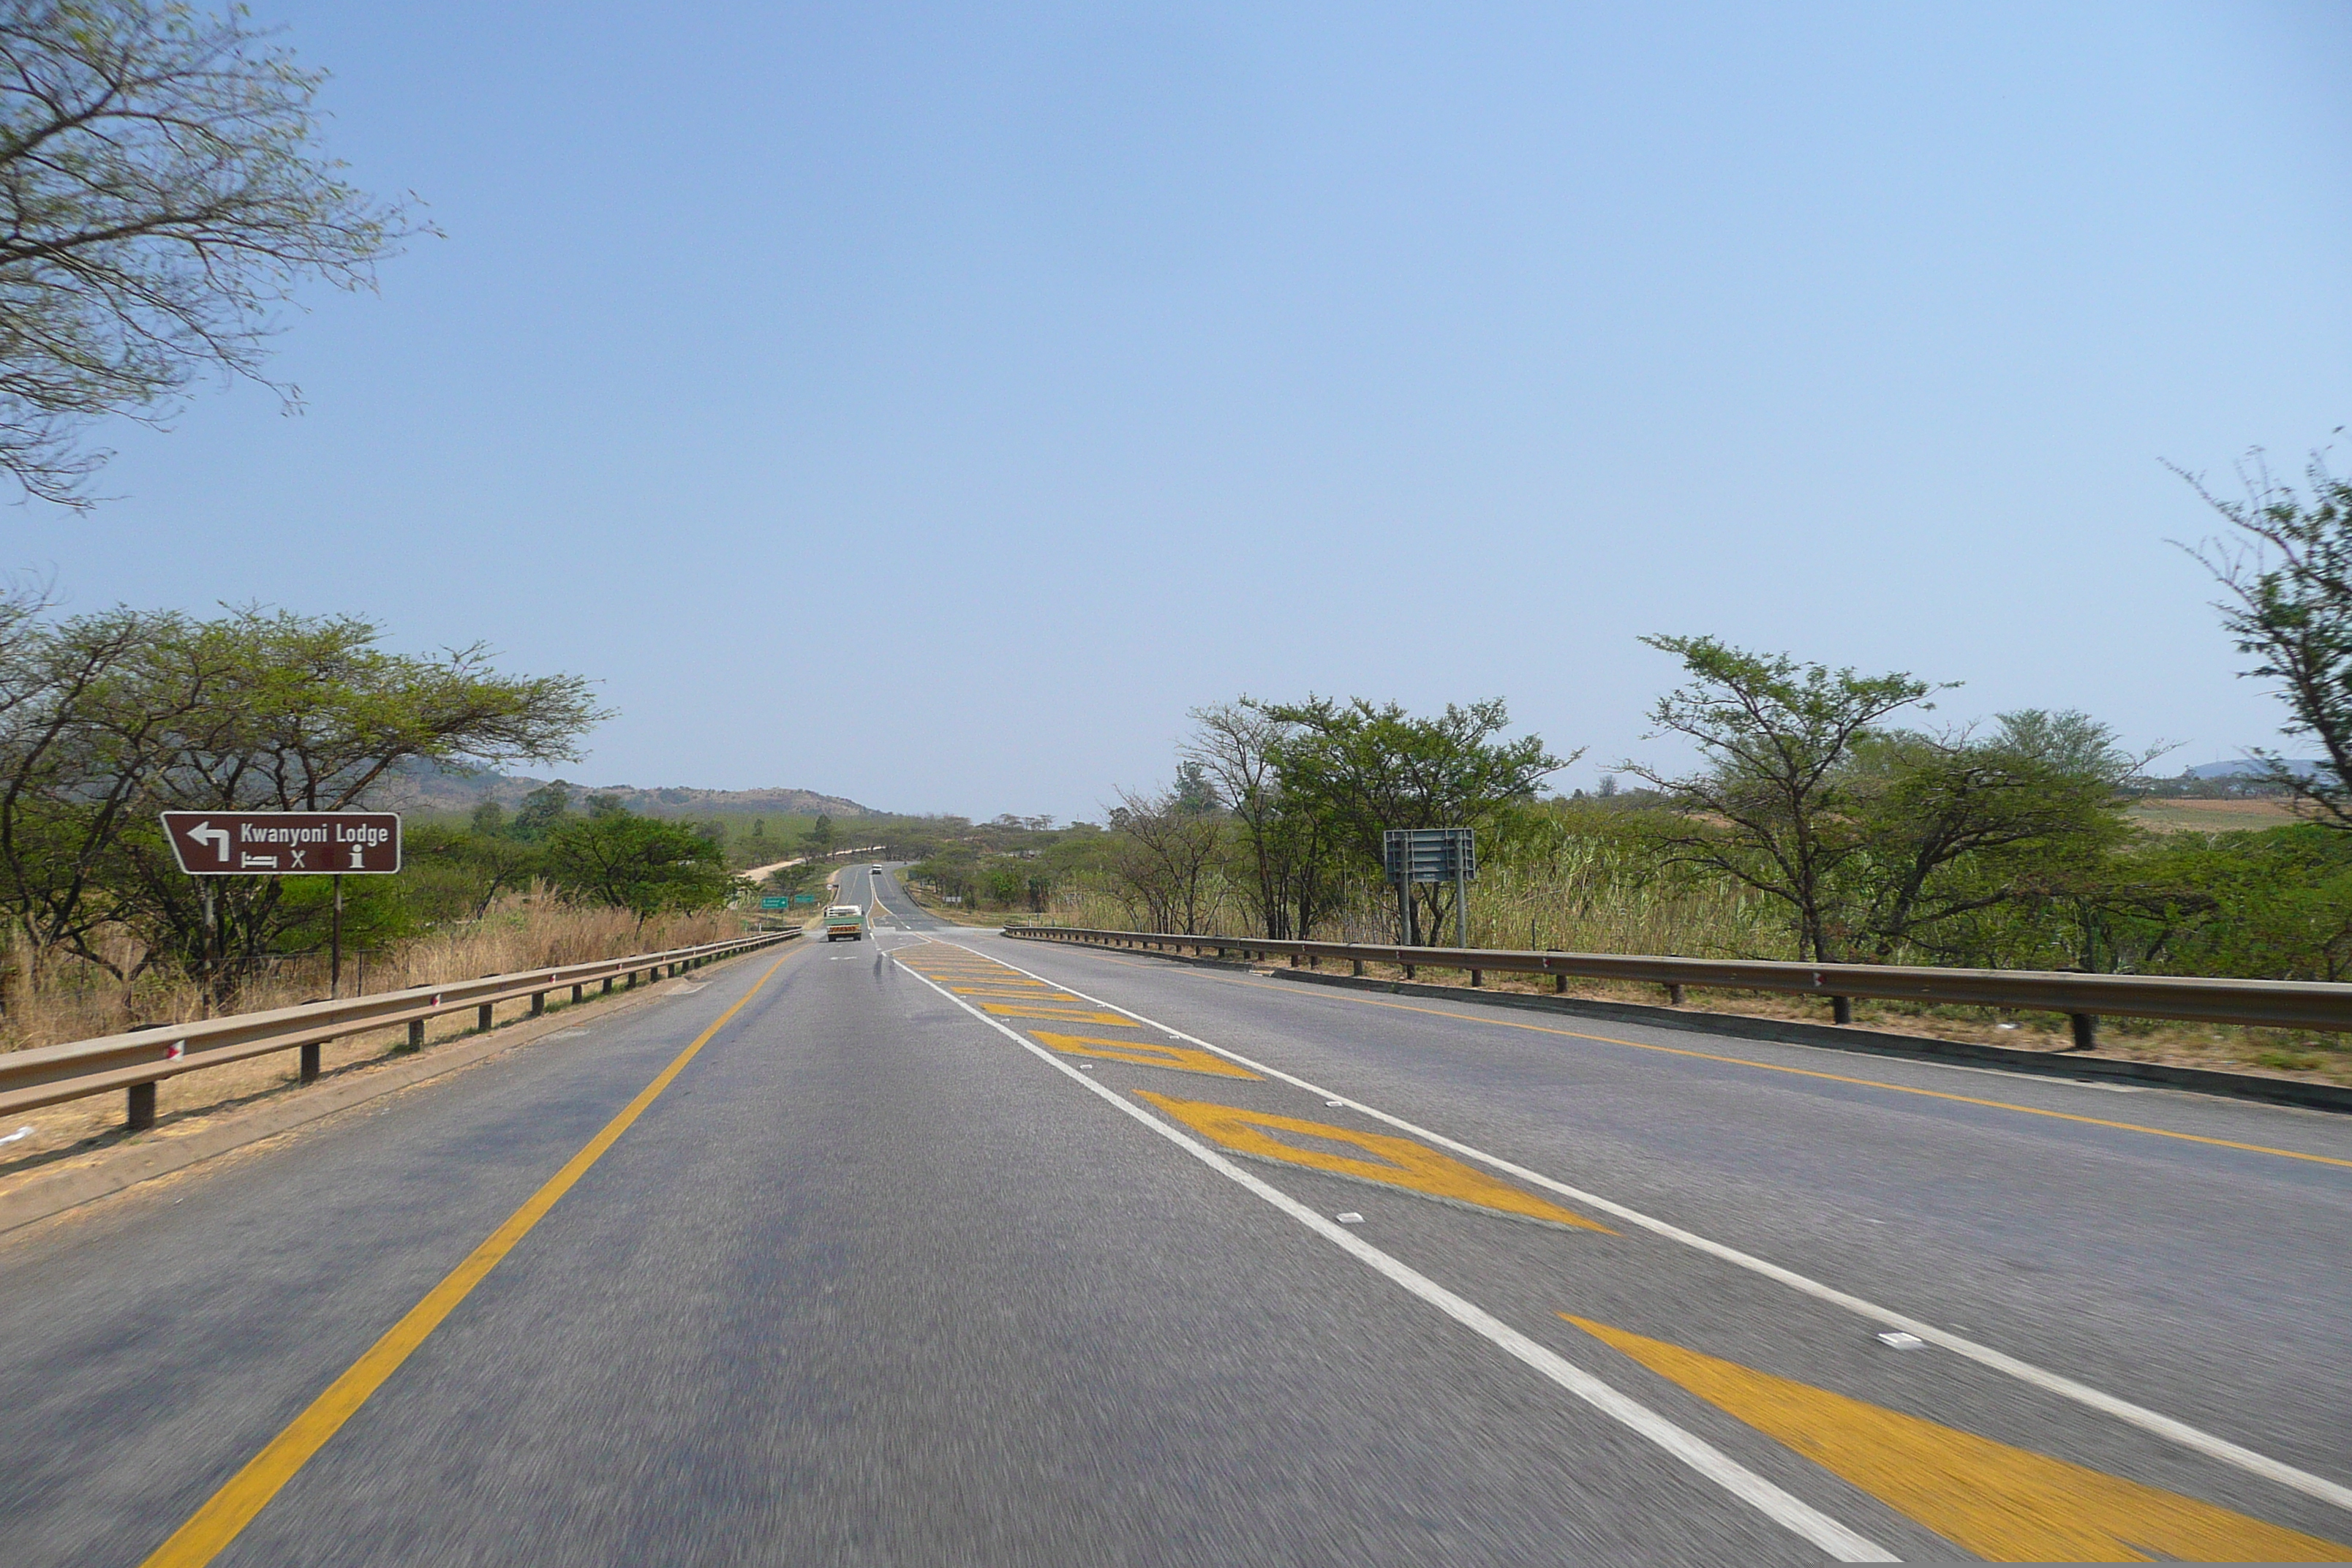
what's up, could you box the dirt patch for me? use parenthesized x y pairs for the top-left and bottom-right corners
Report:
(2127, 798), (2307, 834)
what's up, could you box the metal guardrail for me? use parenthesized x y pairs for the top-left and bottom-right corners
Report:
(1003, 926), (2352, 1039)
(0, 929), (800, 1129)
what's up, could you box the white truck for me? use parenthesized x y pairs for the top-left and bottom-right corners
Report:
(823, 904), (867, 942)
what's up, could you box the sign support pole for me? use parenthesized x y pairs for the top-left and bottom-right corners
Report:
(1456, 851), (1469, 949)
(200, 883), (216, 1017)
(331, 875), (343, 1000)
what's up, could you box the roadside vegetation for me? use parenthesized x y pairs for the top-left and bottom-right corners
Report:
(0, 600), (759, 1053)
(897, 444), (2352, 1082)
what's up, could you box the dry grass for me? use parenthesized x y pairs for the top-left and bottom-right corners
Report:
(2127, 798), (2306, 834)
(1027, 870), (2352, 1090)
(0, 890), (740, 1056)
(0, 892), (750, 1183)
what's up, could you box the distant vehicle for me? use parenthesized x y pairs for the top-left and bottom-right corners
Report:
(823, 904), (866, 942)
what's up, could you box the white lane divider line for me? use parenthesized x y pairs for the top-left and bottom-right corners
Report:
(975, 940), (2352, 1518)
(892, 949), (1896, 1563)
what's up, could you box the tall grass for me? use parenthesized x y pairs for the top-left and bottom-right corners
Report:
(0, 888), (745, 1055)
(1043, 838), (1789, 959)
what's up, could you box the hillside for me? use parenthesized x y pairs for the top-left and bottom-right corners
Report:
(373, 761), (873, 820)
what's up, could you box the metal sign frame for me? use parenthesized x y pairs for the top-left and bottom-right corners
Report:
(1383, 827), (1477, 948)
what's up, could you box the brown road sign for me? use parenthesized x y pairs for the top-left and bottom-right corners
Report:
(160, 812), (402, 875)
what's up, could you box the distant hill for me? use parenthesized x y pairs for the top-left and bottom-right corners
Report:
(372, 761), (873, 820)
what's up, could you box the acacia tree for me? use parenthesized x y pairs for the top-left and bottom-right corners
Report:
(1623, 636), (1945, 963)
(0, 600), (213, 978)
(1838, 712), (2152, 962)
(0, 0), (424, 504)
(546, 812), (736, 925)
(0, 607), (601, 999)
(1254, 696), (1569, 943)
(2179, 445), (2352, 826)
(1104, 783), (1224, 934)
(1183, 701), (1343, 940)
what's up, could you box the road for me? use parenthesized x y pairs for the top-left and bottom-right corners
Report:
(1, 862), (2347, 1564)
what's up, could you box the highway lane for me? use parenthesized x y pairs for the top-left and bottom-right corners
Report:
(973, 931), (2352, 1476)
(0, 865), (2342, 1563)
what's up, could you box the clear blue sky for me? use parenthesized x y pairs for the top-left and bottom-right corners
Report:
(19, 2), (2351, 821)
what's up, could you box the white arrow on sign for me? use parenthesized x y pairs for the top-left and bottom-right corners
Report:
(189, 821), (230, 863)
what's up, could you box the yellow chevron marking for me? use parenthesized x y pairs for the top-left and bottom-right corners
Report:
(1564, 1316), (2351, 1562)
(1135, 1091), (1610, 1232)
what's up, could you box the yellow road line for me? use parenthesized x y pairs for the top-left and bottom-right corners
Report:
(1136, 1090), (1613, 1232)
(1212, 976), (2352, 1171)
(1565, 1315), (2351, 1561)
(140, 949), (798, 1568)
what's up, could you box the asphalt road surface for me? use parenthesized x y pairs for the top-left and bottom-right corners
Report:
(2, 862), (2347, 1564)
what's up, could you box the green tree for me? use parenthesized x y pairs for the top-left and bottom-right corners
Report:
(546, 812), (736, 922)
(0, 606), (598, 998)
(1838, 712), (2147, 961)
(0, 599), (210, 981)
(510, 781), (573, 840)
(404, 821), (546, 922)
(0, 0), (427, 505)
(2155, 825), (2352, 981)
(802, 813), (835, 859)
(761, 859), (816, 898)
(1624, 636), (1945, 962)
(1104, 782), (1226, 934)
(2180, 444), (2352, 826)
(1257, 696), (1569, 944)
(1184, 700), (1344, 940)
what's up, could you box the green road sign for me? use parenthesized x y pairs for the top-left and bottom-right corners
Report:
(759, 896), (791, 910)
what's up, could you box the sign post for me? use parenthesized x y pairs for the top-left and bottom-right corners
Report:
(159, 812), (403, 1006)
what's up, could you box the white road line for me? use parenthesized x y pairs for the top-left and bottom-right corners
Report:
(979, 939), (2352, 1518)
(892, 942), (1895, 1563)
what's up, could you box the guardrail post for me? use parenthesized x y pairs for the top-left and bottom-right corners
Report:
(2070, 1013), (2097, 1051)
(1666, 984), (1684, 1006)
(531, 991), (546, 1017)
(1832, 996), (1853, 1025)
(1352, 958), (1365, 977)
(1403, 961), (1416, 979)
(127, 1081), (155, 1131)
(1555, 973), (1567, 993)
(625, 970), (636, 990)
(603, 976), (613, 994)
(477, 1001), (494, 1032)
(300, 1042), (320, 1084)
(1469, 968), (1483, 987)
(407, 1018), (425, 1052)
(572, 984), (584, 1003)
